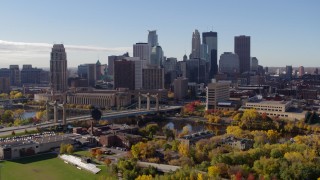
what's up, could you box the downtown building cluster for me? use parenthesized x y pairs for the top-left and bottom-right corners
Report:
(0, 29), (319, 120)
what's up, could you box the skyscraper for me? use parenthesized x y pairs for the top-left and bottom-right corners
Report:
(50, 44), (68, 92)
(133, 43), (151, 66)
(203, 31), (218, 80)
(148, 30), (158, 47)
(150, 46), (163, 67)
(235, 35), (250, 73)
(191, 30), (201, 59)
(219, 52), (240, 75)
(286, 65), (293, 79)
(299, 66), (305, 77)
(250, 57), (259, 72)
(114, 59), (135, 90)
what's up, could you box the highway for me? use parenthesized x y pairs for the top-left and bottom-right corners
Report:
(0, 106), (182, 136)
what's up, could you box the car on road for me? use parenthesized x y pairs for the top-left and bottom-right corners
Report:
(0, 126), (4, 129)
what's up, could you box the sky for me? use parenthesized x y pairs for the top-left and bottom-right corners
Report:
(0, 0), (319, 68)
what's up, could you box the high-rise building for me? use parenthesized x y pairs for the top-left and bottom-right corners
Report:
(191, 30), (201, 59)
(150, 46), (163, 67)
(163, 57), (177, 73)
(250, 57), (259, 72)
(235, 35), (250, 73)
(50, 44), (68, 92)
(219, 52), (240, 75)
(173, 77), (188, 100)
(203, 31), (218, 80)
(77, 64), (97, 87)
(107, 53), (128, 80)
(133, 43), (151, 66)
(148, 30), (158, 47)
(21, 65), (42, 84)
(314, 68), (318, 75)
(299, 66), (305, 77)
(123, 57), (143, 90)
(0, 77), (10, 93)
(206, 80), (230, 110)
(9, 65), (20, 86)
(114, 60), (135, 90)
(142, 67), (164, 90)
(186, 58), (207, 83)
(285, 65), (293, 79)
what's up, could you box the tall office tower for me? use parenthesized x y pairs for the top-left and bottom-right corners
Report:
(108, 53), (128, 80)
(200, 44), (209, 61)
(250, 57), (259, 72)
(299, 66), (305, 77)
(206, 80), (230, 110)
(77, 64), (96, 87)
(21, 65), (42, 84)
(148, 30), (158, 47)
(191, 30), (201, 59)
(0, 77), (10, 93)
(96, 60), (103, 81)
(203, 31), (218, 80)
(9, 65), (20, 86)
(163, 57), (177, 73)
(186, 58), (207, 83)
(286, 65), (293, 79)
(314, 68), (319, 75)
(50, 44), (68, 92)
(133, 43), (151, 66)
(219, 52), (240, 75)
(173, 77), (188, 100)
(114, 60), (135, 90)
(142, 67), (164, 90)
(150, 46), (163, 67)
(123, 57), (143, 90)
(235, 35), (250, 73)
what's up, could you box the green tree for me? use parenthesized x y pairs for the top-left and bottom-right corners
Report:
(240, 109), (259, 129)
(60, 143), (67, 154)
(66, 144), (74, 154)
(208, 165), (220, 178)
(145, 124), (159, 138)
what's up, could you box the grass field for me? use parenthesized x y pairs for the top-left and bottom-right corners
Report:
(0, 153), (116, 180)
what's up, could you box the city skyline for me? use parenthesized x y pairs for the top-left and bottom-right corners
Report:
(0, 0), (319, 67)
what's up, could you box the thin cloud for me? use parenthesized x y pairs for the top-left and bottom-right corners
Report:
(0, 40), (131, 53)
(0, 39), (132, 67)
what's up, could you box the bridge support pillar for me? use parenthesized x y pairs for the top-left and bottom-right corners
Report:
(155, 94), (159, 111)
(138, 93), (141, 110)
(146, 93), (150, 110)
(62, 103), (66, 125)
(46, 101), (49, 121)
(53, 101), (58, 124)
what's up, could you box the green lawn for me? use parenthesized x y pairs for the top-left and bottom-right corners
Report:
(0, 153), (116, 180)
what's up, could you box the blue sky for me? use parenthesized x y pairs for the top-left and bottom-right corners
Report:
(0, 0), (319, 68)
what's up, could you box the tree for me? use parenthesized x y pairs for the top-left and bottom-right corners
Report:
(35, 111), (44, 121)
(208, 165), (220, 178)
(14, 119), (22, 126)
(135, 175), (152, 180)
(197, 173), (204, 180)
(240, 109), (259, 129)
(163, 127), (175, 140)
(178, 143), (189, 157)
(104, 158), (112, 165)
(60, 143), (67, 154)
(13, 92), (23, 99)
(13, 109), (24, 120)
(2, 110), (14, 123)
(266, 130), (280, 144)
(145, 124), (159, 138)
(226, 126), (243, 138)
(66, 144), (74, 154)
